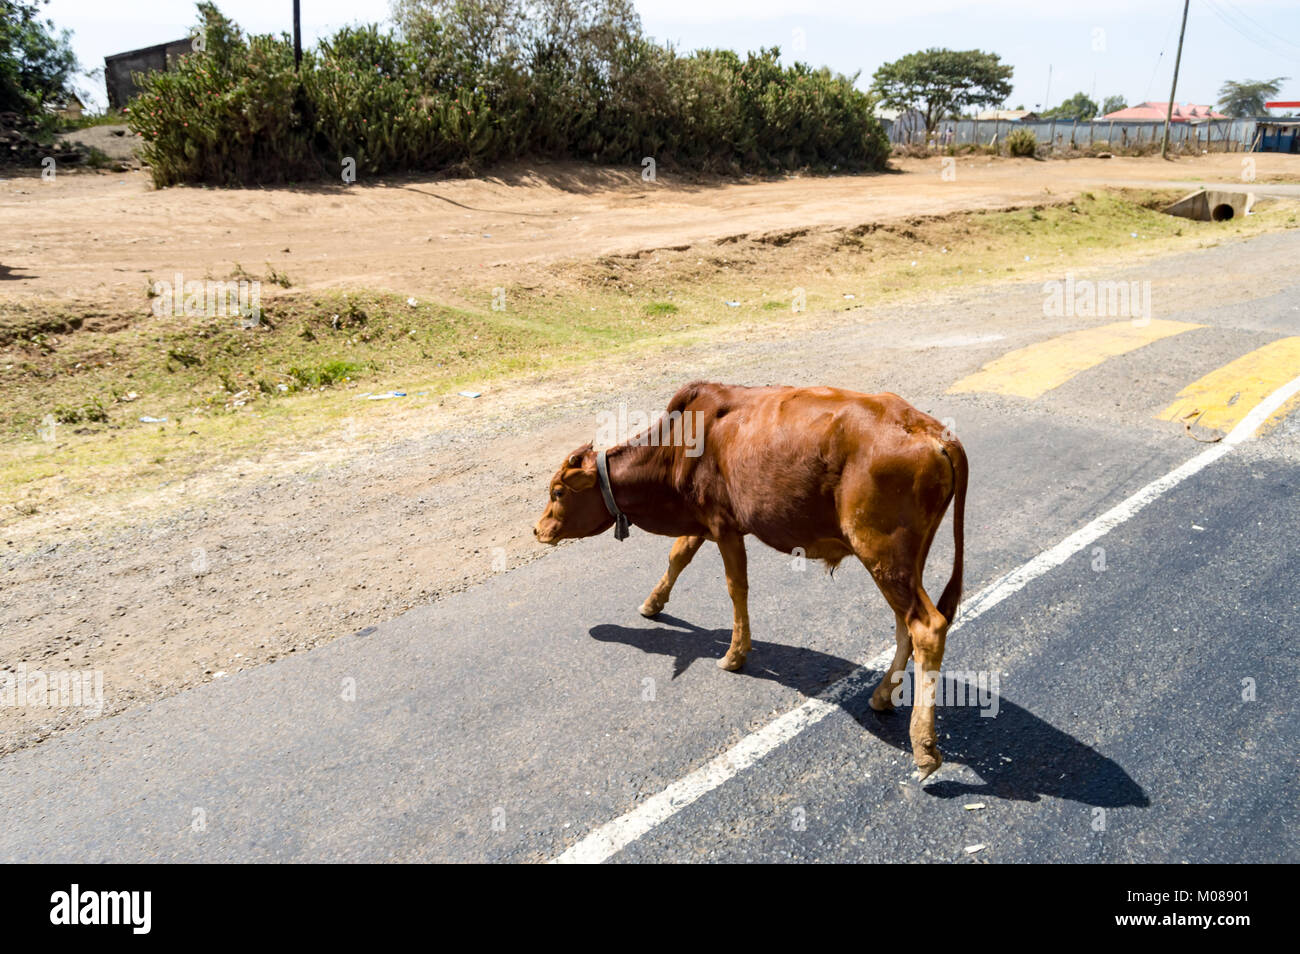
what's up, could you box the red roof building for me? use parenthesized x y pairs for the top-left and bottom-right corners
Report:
(1100, 102), (1227, 121)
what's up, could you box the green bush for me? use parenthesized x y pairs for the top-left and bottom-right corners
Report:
(128, 5), (316, 185)
(1006, 127), (1038, 158)
(128, 3), (890, 186)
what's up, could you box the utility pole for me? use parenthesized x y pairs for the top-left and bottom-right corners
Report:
(293, 0), (302, 70)
(1161, 0), (1190, 159)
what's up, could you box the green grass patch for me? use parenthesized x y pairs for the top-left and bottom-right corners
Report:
(287, 360), (361, 389)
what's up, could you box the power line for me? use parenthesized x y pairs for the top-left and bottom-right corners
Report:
(1201, 0), (1300, 60)
(1217, 0), (1300, 52)
(1143, 19), (1176, 103)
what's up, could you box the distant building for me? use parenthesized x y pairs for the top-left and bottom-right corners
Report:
(875, 107), (927, 144)
(1254, 120), (1299, 153)
(1100, 102), (1227, 122)
(104, 39), (195, 110)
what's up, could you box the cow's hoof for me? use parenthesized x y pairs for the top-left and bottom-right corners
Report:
(868, 690), (894, 713)
(912, 746), (943, 781)
(717, 652), (747, 671)
(638, 598), (663, 618)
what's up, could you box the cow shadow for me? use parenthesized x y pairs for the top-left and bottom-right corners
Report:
(589, 614), (1148, 809)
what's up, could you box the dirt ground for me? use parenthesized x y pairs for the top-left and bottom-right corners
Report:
(3, 151), (1294, 309)
(2, 152), (1297, 755)
(55, 124), (145, 169)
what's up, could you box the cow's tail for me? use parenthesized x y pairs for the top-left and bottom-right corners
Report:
(935, 438), (967, 626)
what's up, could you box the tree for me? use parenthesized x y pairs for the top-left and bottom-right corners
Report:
(391, 0), (640, 74)
(871, 48), (1013, 132)
(1101, 94), (1127, 115)
(0, 0), (77, 115)
(1042, 91), (1099, 121)
(1217, 77), (1288, 117)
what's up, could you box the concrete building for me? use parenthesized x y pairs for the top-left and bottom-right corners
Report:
(104, 39), (195, 110)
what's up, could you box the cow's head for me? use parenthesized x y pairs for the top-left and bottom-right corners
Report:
(533, 443), (615, 545)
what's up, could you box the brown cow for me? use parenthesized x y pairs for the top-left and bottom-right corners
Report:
(533, 381), (967, 779)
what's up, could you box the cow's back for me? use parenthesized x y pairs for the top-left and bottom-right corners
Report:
(670, 382), (951, 553)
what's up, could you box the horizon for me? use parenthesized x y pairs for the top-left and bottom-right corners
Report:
(39, 0), (1300, 114)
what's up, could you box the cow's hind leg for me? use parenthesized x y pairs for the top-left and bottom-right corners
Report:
(855, 534), (951, 780)
(640, 534), (706, 618)
(900, 592), (950, 780)
(868, 613), (911, 713)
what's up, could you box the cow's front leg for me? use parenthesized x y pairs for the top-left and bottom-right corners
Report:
(640, 535), (706, 618)
(715, 533), (751, 671)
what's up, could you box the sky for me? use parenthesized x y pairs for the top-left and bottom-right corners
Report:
(43, 0), (1300, 113)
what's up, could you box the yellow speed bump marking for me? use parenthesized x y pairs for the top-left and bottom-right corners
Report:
(948, 319), (1202, 399)
(1159, 336), (1300, 434)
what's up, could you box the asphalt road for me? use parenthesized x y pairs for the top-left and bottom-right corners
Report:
(2, 231), (1298, 863)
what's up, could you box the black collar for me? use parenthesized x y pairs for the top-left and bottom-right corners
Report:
(596, 449), (630, 540)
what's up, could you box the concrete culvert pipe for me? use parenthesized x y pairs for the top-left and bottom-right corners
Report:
(1165, 189), (1254, 222)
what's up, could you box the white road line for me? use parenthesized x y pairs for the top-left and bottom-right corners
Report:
(549, 373), (1300, 865)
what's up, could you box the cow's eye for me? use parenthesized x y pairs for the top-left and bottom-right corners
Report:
(552, 488), (564, 500)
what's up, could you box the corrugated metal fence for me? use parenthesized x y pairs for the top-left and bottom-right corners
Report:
(883, 118), (1261, 151)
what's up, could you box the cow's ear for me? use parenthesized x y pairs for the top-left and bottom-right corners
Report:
(566, 442), (594, 469)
